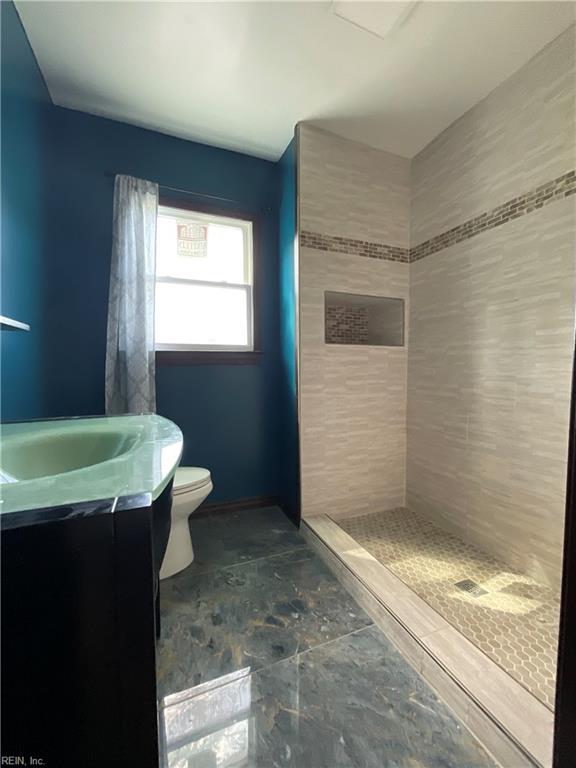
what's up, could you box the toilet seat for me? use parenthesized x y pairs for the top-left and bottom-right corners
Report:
(173, 467), (211, 495)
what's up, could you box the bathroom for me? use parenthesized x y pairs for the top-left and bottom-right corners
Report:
(1, 1), (575, 766)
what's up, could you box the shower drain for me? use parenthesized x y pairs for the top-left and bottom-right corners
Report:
(454, 579), (488, 597)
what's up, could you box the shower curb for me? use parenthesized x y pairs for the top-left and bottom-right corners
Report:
(301, 515), (551, 768)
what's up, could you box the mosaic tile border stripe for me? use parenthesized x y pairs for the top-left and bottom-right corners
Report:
(301, 169), (575, 265)
(411, 169), (576, 262)
(300, 230), (410, 263)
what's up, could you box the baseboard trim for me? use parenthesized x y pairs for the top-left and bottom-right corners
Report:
(196, 495), (282, 518)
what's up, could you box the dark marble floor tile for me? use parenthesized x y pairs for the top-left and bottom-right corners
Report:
(161, 625), (496, 768)
(157, 548), (373, 699)
(188, 507), (306, 574)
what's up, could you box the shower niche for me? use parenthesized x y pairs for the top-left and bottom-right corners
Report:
(324, 291), (404, 347)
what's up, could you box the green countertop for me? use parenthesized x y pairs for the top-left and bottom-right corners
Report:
(0, 415), (183, 520)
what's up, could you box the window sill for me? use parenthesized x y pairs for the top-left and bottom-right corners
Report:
(155, 350), (262, 366)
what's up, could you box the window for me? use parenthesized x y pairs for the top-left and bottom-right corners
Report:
(155, 204), (256, 356)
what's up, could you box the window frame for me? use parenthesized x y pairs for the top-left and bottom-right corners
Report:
(154, 198), (261, 366)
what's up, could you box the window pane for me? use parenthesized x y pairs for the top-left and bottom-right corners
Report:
(155, 282), (250, 348)
(156, 212), (250, 285)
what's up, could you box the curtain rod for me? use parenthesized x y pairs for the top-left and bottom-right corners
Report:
(104, 171), (243, 206)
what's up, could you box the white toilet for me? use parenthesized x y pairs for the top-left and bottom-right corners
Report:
(160, 467), (213, 580)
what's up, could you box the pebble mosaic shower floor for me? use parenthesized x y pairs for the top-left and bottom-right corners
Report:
(338, 507), (560, 709)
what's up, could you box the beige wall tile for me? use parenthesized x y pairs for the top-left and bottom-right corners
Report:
(411, 25), (575, 245)
(299, 124), (410, 248)
(407, 197), (575, 588)
(299, 248), (409, 519)
(406, 27), (576, 588)
(298, 29), (575, 585)
(298, 129), (411, 522)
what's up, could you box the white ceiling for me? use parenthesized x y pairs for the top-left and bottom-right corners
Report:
(17, 1), (575, 161)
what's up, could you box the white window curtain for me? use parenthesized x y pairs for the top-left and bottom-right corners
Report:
(105, 175), (159, 414)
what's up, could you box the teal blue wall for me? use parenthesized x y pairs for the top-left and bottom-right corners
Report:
(278, 139), (300, 522)
(1, 1), (51, 419)
(1, 0), (298, 506)
(43, 106), (282, 503)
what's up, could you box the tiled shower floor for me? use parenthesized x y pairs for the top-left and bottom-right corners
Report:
(338, 507), (560, 709)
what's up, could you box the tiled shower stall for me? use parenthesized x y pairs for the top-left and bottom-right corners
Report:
(296, 22), (575, 738)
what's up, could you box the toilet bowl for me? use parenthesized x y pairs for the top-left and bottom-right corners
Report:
(160, 467), (212, 580)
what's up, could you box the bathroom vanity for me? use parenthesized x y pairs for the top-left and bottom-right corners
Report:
(0, 415), (182, 768)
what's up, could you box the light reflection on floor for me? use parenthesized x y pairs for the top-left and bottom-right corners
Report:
(156, 507), (497, 768)
(160, 668), (252, 768)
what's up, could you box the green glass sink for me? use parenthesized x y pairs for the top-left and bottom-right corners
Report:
(0, 415), (183, 518)
(1, 428), (140, 481)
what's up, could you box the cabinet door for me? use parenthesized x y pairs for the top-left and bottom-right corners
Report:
(1, 513), (118, 767)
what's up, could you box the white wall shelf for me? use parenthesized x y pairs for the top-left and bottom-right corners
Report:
(0, 315), (31, 332)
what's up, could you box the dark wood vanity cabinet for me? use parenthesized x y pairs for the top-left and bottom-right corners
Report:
(1, 483), (172, 768)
